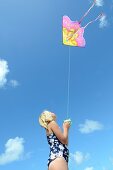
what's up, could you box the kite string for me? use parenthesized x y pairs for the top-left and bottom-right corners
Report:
(66, 46), (71, 118)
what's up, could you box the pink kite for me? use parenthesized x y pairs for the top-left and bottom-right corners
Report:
(62, 0), (103, 47)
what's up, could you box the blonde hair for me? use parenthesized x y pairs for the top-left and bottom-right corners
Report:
(39, 110), (54, 129)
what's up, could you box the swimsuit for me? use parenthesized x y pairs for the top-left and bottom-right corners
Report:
(47, 133), (69, 167)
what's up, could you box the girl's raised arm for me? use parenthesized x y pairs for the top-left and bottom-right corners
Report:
(48, 121), (70, 145)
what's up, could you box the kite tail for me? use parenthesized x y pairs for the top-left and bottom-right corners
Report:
(79, 0), (96, 24)
(84, 13), (104, 29)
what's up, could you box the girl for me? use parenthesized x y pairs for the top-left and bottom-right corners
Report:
(39, 110), (71, 170)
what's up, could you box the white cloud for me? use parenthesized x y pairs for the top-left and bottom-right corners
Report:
(99, 15), (108, 28)
(0, 59), (9, 88)
(0, 137), (25, 165)
(79, 119), (103, 134)
(0, 59), (19, 89)
(95, 0), (104, 7)
(110, 1), (113, 10)
(9, 80), (19, 87)
(70, 151), (90, 165)
(84, 167), (94, 170)
(102, 167), (109, 170)
(110, 157), (113, 165)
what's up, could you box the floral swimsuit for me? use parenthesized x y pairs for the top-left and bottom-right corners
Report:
(47, 133), (69, 167)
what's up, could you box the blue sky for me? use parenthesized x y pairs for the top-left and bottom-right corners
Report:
(0, 0), (113, 170)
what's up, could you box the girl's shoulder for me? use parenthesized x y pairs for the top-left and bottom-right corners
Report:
(46, 121), (56, 135)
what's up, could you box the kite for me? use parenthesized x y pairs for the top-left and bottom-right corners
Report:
(62, 0), (103, 47)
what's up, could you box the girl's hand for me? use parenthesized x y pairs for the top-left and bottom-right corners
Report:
(63, 119), (72, 129)
(63, 121), (71, 129)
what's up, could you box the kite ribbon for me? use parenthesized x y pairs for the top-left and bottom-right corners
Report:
(84, 13), (104, 29)
(79, 0), (96, 24)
